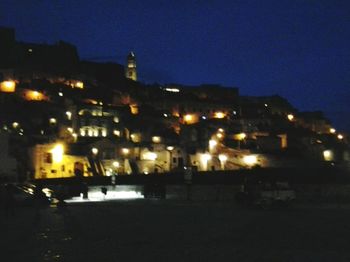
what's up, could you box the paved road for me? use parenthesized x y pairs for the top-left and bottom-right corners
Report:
(1, 200), (350, 261)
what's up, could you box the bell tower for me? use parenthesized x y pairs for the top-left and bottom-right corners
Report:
(125, 51), (137, 81)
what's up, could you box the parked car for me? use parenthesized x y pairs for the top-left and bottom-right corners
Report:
(0, 183), (51, 207)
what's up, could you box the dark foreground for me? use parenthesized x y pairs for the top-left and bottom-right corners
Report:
(1, 200), (350, 262)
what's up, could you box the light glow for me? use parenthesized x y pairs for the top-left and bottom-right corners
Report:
(143, 152), (157, 161)
(91, 148), (98, 155)
(243, 155), (257, 166)
(216, 133), (223, 139)
(66, 111), (72, 120)
(323, 150), (333, 161)
(122, 148), (130, 155)
(287, 114), (294, 121)
(184, 114), (193, 122)
(152, 136), (161, 143)
(65, 190), (143, 202)
(201, 153), (212, 162)
(209, 139), (217, 148)
(218, 154), (228, 162)
(166, 146), (174, 151)
(51, 144), (64, 163)
(26, 90), (45, 101)
(75, 81), (84, 89)
(235, 133), (246, 140)
(49, 118), (57, 124)
(214, 112), (226, 119)
(165, 88), (180, 93)
(0, 80), (16, 93)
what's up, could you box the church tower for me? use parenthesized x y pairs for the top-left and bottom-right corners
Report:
(125, 51), (137, 81)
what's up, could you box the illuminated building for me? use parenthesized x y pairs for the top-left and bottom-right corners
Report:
(31, 143), (90, 179)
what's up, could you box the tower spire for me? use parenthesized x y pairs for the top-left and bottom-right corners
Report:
(125, 51), (137, 81)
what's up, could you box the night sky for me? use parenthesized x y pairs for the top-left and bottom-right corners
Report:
(1, 0), (349, 132)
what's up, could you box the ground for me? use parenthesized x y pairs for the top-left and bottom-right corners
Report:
(1, 200), (350, 262)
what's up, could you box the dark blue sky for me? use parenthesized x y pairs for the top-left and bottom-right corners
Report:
(1, 0), (350, 131)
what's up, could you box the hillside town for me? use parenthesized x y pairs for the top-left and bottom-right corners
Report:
(0, 26), (349, 183)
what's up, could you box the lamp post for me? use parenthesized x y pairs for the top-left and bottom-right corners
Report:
(166, 146), (174, 172)
(112, 161), (119, 185)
